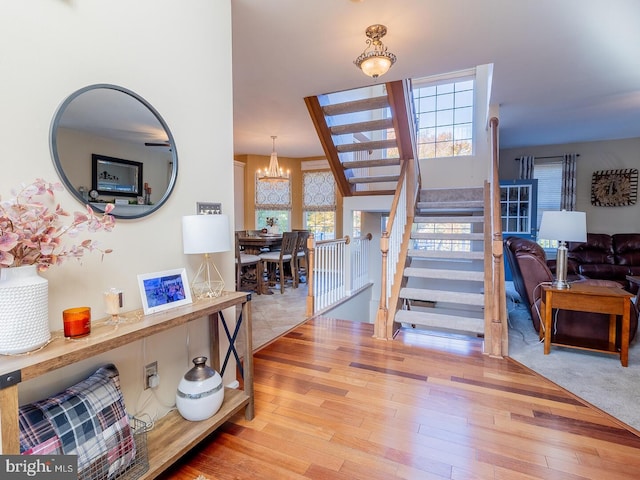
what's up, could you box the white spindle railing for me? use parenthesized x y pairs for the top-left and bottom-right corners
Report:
(306, 234), (373, 315)
(385, 177), (407, 299)
(349, 233), (372, 293)
(313, 237), (347, 312)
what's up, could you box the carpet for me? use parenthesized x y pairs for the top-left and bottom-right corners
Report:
(506, 284), (640, 433)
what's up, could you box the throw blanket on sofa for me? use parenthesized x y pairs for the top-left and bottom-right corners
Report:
(18, 364), (136, 480)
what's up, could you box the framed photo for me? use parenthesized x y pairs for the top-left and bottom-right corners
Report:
(137, 268), (193, 315)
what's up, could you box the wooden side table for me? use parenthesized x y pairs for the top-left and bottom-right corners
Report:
(540, 283), (633, 366)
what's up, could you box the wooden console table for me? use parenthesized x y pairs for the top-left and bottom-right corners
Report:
(0, 291), (253, 479)
(540, 283), (633, 366)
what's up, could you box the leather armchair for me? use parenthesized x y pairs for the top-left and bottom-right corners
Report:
(504, 236), (638, 349)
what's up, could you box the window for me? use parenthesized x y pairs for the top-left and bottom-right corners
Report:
(255, 210), (290, 231)
(352, 211), (362, 237)
(304, 211), (335, 240)
(303, 171), (336, 240)
(412, 76), (474, 159)
(255, 176), (291, 230)
(534, 160), (562, 248)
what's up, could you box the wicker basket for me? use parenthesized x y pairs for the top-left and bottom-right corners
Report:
(80, 416), (149, 480)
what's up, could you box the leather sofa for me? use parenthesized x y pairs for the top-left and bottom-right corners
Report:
(504, 236), (638, 349)
(565, 233), (640, 292)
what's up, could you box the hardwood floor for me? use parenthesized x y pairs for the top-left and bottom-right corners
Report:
(160, 317), (640, 479)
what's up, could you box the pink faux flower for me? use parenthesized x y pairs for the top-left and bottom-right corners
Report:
(0, 179), (115, 270)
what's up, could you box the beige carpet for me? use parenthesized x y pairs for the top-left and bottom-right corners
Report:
(506, 282), (640, 432)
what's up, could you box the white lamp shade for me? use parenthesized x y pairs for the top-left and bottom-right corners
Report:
(182, 214), (231, 254)
(538, 210), (587, 243)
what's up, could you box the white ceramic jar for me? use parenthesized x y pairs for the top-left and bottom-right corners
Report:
(176, 356), (224, 421)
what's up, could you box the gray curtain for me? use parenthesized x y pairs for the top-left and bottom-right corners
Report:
(518, 155), (535, 179)
(560, 153), (577, 211)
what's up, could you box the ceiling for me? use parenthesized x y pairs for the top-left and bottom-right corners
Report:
(231, 0), (640, 159)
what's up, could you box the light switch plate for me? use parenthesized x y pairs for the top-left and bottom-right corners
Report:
(196, 202), (222, 215)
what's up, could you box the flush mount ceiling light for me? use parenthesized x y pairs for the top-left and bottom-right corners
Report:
(354, 24), (396, 79)
(257, 136), (290, 182)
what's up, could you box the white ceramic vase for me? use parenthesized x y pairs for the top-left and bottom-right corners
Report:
(0, 265), (50, 354)
(176, 356), (224, 421)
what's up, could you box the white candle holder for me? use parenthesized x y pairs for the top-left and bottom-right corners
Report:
(104, 288), (125, 325)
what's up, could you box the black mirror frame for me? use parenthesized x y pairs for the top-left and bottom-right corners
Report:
(50, 83), (178, 220)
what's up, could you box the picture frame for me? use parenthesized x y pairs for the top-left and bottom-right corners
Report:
(92, 153), (144, 197)
(137, 268), (193, 315)
(591, 168), (638, 207)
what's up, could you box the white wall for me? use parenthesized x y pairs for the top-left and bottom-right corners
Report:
(0, 0), (235, 426)
(500, 137), (640, 234)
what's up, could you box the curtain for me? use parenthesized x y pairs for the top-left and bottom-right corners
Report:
(518, 155), (535, 179)
(560, 153), (578, 211)
(255, 175), (291, 210)
(303, 171), (336, 212)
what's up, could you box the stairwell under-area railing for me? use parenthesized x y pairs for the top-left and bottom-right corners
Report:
(305, 233), (373, 317)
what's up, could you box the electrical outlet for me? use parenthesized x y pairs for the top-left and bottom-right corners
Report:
(144, 361), (158, 390)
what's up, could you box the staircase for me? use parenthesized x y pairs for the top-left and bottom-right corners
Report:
(396, 187), (487, 336)
(304, 80), (416, 197)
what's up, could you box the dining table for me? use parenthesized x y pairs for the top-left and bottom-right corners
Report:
(237, 233), (283, 255)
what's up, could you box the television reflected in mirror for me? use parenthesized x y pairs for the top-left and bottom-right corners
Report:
(50, 84), (178, 219)
(92, 154), (143, 197)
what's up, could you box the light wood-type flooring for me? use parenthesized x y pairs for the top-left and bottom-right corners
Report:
(159, 316), (640, 479)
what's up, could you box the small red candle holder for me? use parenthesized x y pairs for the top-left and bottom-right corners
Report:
(63, 307), (91, 338)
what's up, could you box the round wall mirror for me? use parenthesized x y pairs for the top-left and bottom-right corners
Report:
(50, 84), (178, 219)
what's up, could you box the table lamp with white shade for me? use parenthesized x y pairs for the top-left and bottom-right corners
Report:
(182, 214), (231, 298)
(537, 210), (587, 289)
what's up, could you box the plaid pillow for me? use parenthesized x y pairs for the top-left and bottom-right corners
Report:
(19, 364), (136, 479)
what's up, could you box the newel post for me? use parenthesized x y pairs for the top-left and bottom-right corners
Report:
(306, 233), (315, 318)
(374, 232), (390, 339)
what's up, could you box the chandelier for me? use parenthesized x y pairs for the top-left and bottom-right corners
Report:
(354, 24), (397, 79)
(257, 136), (290, 182)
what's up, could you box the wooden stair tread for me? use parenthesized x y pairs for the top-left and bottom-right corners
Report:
(342, 158), (401, 169)
(322, 95), (389, 116)
(395, 309), (484, 334)
(404, 267), (484, 281)
(337, 139), (397, 153)
(414, 215), (484, 223)
(412, 232), (485, 240)
(399, 287), (484, 306)
(408, 249), (484, 260)
(330, 118), (394, 135)
(348, 175), (400, 184)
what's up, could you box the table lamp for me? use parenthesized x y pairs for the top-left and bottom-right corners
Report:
(182, 214), (231, 298)
(537, 210), (587, 289)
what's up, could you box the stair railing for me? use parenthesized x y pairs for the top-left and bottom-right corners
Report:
(374, 159), (417, 339)
(305, 233), (374, 317)
(487, 116), (507, 357)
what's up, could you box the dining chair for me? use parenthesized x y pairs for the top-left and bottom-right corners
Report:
(259, 231), (298, 293)
(293, 230), (310, 284)
(235, 232), (263, 294)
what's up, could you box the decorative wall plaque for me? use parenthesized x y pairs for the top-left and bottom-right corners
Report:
(591, 169), (638, 207)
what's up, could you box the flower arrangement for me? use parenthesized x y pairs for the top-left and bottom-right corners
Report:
(0, 179), (116, 271)
(265, 217), (278, 227)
